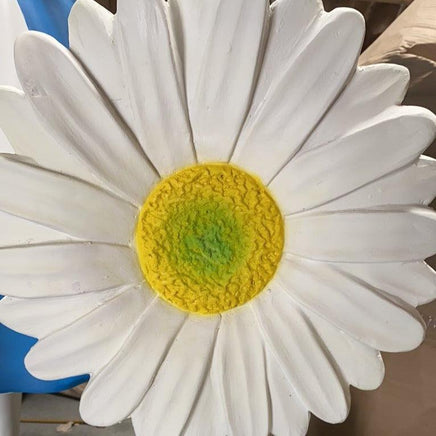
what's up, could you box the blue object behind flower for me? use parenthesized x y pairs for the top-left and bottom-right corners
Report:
(17, 0), (75, 47)
(0, 0), (89, 394)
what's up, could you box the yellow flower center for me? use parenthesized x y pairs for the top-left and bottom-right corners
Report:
(135, 163), (284, 315)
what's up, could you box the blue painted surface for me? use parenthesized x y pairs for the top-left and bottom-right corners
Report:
(17, 0), (75, 47)
(0, 0), (89, 394)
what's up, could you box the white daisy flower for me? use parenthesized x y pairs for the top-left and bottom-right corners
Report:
(0, 0), (436, 435)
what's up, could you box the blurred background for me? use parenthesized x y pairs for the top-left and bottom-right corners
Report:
(17, 0), (436, 435)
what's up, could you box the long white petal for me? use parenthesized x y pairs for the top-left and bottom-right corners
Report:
(80, 298), (186, 427)
(315, 157), (436, 212)
(285, 207), (436, 262)
(265, 347), (310, 436)
(211, 308), (269, 435)
(0, 242), (140, 298)
(0, 287), (127, 339)
(271, 107), (436, 215)
(0, 155), (137, 244)
(25, 284), (152, 379)
(232, 7), (364, 183)
(169, 0), (268, 162)
(301, 64), (410, 153)
(252, 289), (350, 423)
(115, 0), (195, 176)
(333, 261), (436, 307)
(302, 310), (385, 390)
(132, 315), (219, 435)
(69, 0), (137, 139)
(278, 257), (425, 352)
(15, 32), (158, 206)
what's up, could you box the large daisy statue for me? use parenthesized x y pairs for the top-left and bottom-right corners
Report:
(1, 0), (436, 434)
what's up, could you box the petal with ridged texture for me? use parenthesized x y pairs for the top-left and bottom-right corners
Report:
(0, 242), (140, 298)
(333, 262), (436, 307)
(285, 207), (436, 262)
(132, 315), (219, 435)
(69, 0), (137, 138)
(302, 310), (385, 390)
(15, 32), (158, 205)
(271, 107), (436, 215)
(0, 287), (127, 339)
(25, 284), (152, 379)
(265, 348), (310, 436)
(80, 297), (186, 426)
(115, 0), (195, 176)
(211, 308), (269, 436)
(232, 7), (364, 182)
(169, 0), (268, 162)
(252, 288), (349, 423)
(300, 64), (410, 153)
(182, 375), (228, 436)
(315, 156), (436, 212)
(277, 256), (425, 352)
(0, 155), (136, 244)
(0, 86), (102, 187)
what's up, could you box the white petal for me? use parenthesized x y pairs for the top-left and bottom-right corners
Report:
(0, 211), (67, 247)
(302, 310), (385, 390)
(69, 0), (137, 138)
(15, 32), (158, 205)
(169, 0), (268, 162)
(232, 8), (365, 183)
(333, 262), (436, 307)
(0, 287), (126, 339)
(115, 0), (195, 176)
(211, 308), (269, 436)
(80, 297), (186, 427)
(25, 284), (152, 379)
(252, 289), (350, 423)
(285, 207), (436, 262)
(0, 0), (27, 87)
(301, 64), (410, 153)
(271, 107), (436, 215)
(266, 349), (310, 436)
(132, 315), (219, 435)
(0, 85), (101, 186)
(315, 156), (436, 212)
(0, 242), (140, 298)
(0, 155), (137, 244)
(278, 256), (425, 352)
(182, 375), (228, 436)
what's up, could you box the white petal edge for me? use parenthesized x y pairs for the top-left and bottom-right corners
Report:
(270, 106), (436, 215)
(69, 0), (138, 140)
(0, 155), (137, 244)
(25, 284), (152, 379)
(114, 0), (195, 176)
(0, 86), (103, 186)
(15, 31), (158, 206)
(277, 256), (425, 352)
(131, 315), (219, 435)
(211, 308), (269, 436)
(285, 207), (436, 262)
(265, 347), (310, 436)
(0, 287), (127, 339)
(302, 309), (385, 391)
(252, 288), (350, 423)
(314, 156), (436, 213)
(232, 7), (365, 183)
(333, 261), (436, 307)
(81, 297), (186, 427)
(0, 242), (140, 298)
(169, 0), (269, 162)
(300, 63), (410, 153)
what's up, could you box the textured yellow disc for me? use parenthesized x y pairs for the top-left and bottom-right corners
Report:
(135, 163), (284, 315)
